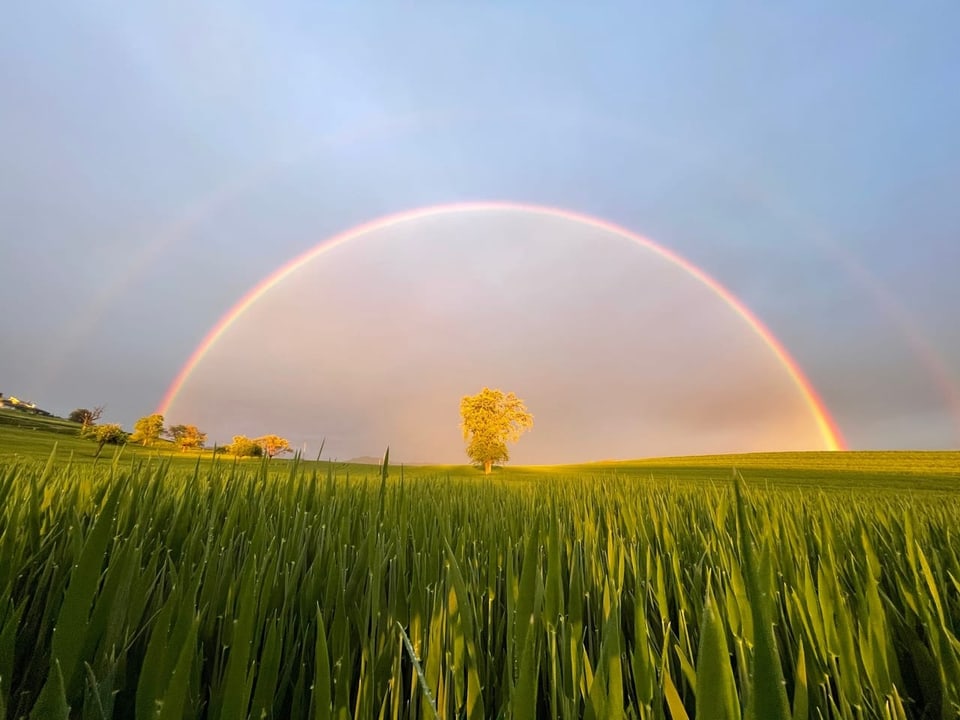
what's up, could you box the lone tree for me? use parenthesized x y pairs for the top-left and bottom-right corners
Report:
(92, 423), (127, 458)
(256, 434), (292, 458)
(460, 387), (534, 474)
(69, 406), (104, 430)
(166, 424), (207, 452)
(130, 413), (165, 446)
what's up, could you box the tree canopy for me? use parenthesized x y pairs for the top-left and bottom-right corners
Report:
(167, 424), (207, 452)
(256, 435), (292, 458)
(226, 435), (262, 457)
(130, 413), (164, 446)
(92, 423), (127, 457)
(69, 406), (103, 428)
(459, 387), (534, 474)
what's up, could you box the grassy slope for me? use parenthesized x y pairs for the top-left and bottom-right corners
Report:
(1, 409), (957, 489)
(0, 412), (402, 473)
(0, 410), (209, 466)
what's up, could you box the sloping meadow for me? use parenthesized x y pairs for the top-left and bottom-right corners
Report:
(1, 453), (958, 719)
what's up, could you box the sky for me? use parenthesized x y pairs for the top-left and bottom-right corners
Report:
(1, 3), (958, 461)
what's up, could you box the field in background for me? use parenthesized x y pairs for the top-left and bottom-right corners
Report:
(2, 410), (957, 486)
(0, 427), (958, 718)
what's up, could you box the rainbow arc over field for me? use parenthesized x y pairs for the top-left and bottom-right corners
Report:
(157, 201), (846, 451)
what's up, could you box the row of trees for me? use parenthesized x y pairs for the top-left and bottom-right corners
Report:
(70, 386), (530, 471)
(223, 434), (291, 458)
(69, 408), (291, 458)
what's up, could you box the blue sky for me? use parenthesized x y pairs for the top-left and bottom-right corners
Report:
(1, 3), (958, 457)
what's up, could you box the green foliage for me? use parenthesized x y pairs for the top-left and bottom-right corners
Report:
(459, 387), (533, 473)
(2, 453), (959, 718)
(226, 435), (263, 457)
(82, 422), (126, 460)
(695, 582), (740, 720)
(1, 451), (960, 717)
(166, 424), (207, 452)
(130, 413), (164, 446)
(68, 408), (92, 425)
(92, 423), (126, 445)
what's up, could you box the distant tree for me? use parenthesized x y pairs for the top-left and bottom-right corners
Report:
(227, 435), (262, 457)
(460, 388), (534, 474)
(183, 426), (206, 451)
(69, 406), (104, 430)
(92, 423), (127, 457)
(256, 434), (292, 458)
(130, 413), (165, 446)
(166, 424), (207, 452)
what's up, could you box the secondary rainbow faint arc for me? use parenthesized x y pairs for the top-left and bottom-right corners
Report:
(157, 201), (846, 451)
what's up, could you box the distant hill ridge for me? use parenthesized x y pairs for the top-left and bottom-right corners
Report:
(347, 456), (384, 465)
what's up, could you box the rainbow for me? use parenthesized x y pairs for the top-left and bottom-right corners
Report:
(157, 201), (846, 450)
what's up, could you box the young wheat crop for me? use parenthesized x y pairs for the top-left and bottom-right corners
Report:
(0, 451), (957, 718)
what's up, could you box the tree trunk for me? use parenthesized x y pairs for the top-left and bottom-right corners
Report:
(484, 459), (492, 475)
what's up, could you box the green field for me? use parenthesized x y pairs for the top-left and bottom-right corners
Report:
(1, 416), (958, 719)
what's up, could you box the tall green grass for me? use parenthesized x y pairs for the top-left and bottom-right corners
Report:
(1, 451), (958, 718)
